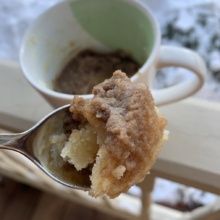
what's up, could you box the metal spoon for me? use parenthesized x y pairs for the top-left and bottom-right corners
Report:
(0, 104), (90, 191)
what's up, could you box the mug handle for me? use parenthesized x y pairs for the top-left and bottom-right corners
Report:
(152, 45), (206, 106)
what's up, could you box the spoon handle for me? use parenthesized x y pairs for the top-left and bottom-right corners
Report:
(0, 133), (23, 145)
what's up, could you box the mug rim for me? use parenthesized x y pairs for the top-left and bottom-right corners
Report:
(19, 0), (161, 101)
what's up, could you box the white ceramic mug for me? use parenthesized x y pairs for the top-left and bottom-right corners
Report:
(20, 0), (206, 107)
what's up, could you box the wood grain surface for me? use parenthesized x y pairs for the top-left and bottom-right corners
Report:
(0, 177), (122, 220)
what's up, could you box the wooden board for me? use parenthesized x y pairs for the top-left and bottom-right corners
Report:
(1, 60), (220, 193)
(155, 99), (220, 194)
(0, 60), (52, 131)
(0, 177), (122, 220)
(1, 60), (220, 220)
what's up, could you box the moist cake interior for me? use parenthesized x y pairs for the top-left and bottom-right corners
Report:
(59, 70), (167, 198)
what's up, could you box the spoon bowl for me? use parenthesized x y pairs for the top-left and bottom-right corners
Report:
(0, 104), (90, 191)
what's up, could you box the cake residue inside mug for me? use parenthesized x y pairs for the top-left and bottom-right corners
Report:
(53, 49), (140, 95)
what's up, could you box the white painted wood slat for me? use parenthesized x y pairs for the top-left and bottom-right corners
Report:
(0, 60), (220, 220)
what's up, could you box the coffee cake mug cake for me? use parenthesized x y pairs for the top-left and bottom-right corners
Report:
(20, 0), (206, 107)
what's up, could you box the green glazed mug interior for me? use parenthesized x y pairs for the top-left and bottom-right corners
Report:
(70, 0), (155, 65)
